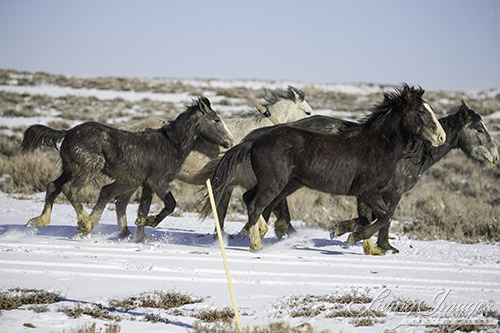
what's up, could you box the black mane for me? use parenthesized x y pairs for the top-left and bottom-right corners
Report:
(359, 84), (424, 132)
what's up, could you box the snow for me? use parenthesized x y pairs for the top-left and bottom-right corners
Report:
(0, 192), (499, 332)
(0, 85), (193, 103)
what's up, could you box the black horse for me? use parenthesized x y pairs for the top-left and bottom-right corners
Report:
(22, 97), (234, 238)
(206, 84), (446, 251)
(332, 100), (498, 253)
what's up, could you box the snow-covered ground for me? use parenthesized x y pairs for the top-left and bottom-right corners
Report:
(0, 192), (499, 332)
(0, 76), (499, 332)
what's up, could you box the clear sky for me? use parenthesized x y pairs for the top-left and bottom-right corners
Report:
(0, 0), (499, 90)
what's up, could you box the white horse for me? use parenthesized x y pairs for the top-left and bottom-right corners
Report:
(117, 86), (313, 240)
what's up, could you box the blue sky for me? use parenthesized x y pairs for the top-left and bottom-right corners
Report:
(0, 0), (499, 90)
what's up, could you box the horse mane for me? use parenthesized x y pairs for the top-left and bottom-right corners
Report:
(359, 84), (424, 132)
(263, 86), (305, 106)
(235, 86), (306, 119)
(160, 97), (206, 149)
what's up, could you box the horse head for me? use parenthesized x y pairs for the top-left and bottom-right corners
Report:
(264, 86), (313, 123)
(196, 97), (234, 148)
(456, 100), (499, 167)
(399, 84), (446, 147)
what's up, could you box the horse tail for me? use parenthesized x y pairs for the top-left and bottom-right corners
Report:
(21, 124), (67, 152)
(199, 140), (254, 219)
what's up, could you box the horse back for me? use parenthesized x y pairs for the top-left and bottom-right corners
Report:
(61, 122), (178, 183)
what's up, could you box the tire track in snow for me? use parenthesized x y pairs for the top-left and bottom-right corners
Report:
(0, 256), (498, 294)
(1, 265), (498, 294)
(1, 242), (498, 276)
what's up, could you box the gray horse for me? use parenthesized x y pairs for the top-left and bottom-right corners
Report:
(22, 97), (234, 236)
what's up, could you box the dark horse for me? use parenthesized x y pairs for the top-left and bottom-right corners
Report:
(331, 100), (499, 253)
(206, 85), (446, 251)
(22, 97), (234, 237)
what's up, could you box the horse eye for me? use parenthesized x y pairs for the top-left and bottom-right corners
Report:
(477, 128), (485, 134)
(214, 118), (221, 123)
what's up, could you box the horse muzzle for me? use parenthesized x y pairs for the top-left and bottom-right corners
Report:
(222, 137), (234, 149)
(424, 126), (446, 147)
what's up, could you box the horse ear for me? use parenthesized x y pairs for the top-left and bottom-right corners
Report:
(460, 98), (469, 110)
(402, 84), (412, 102)
(289, 86), (300, 102)
(458, 99), (471, 123)
(198, 97), (211, 113)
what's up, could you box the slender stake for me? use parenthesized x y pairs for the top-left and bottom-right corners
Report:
(253, 99), (280, 125)
(206, 179), (242, 332)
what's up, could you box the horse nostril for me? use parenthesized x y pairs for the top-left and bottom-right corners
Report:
(439, 135), (445, 143)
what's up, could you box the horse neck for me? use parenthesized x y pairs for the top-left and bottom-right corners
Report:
(166, 110), (202, 157)
(420, 112), (461, 171)
(371, 112), (410, 158)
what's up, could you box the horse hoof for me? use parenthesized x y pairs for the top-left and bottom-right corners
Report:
(240, 226), (250, 235)
(329, 227), (336, 239)
(118, 229), (132, 240)
(376, 241), (399, 254)
(347, 233), (361, 245)
(135, 216), (156, 227)
(362, 239), (386, 256)
(26, 217), (49, 228)
(136, 235), (153, 243)
(334, 223), (353, 238)
(287, 225), (297, 236)
(76, 228), (91, 237)
(249, 244), (264, 252)
(274, 220), (288, 240)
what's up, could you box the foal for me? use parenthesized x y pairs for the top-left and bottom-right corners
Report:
(22, 97), (233, 237)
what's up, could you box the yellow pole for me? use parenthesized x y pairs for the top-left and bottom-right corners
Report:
(206, 179), (242, 332)
(253, 99), (280, 125)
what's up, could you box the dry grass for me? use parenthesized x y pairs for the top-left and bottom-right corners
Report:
(0, 288), (62, 311)
(193, 321), (322, 333)
(58, 303), (121, 321)
(195, 307), (235, 323)
(108, 290), (203, 311)
(394, 151), (500, 243)
(66, 322), (121, 333)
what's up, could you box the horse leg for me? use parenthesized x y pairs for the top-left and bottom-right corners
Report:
(264, 183), (301, 240)
(89, 182), (134, 233)
(243, 182), (300, 248)
(376, 223), (399, 254)
(139, 191), (176, 228)
(241, 187), (267, 252)
(330, 198), (374, 238)
(26, 171), (70, 228)
(242, 188), (269, 241)
(272, 199), (295, 240)
(331, 217), (369, 239)
(135, 187), (176, 243)
(347, 196), (398, 247)
(135, 186), (154, 243)
(115, 190), (135, 239)
(344, 194), (391, 256)
(61, 181), (91, 236)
